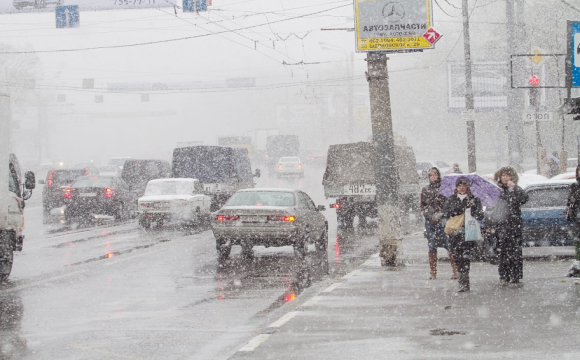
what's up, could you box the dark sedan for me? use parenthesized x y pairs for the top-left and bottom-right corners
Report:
(521, 181), (577, 246)
(64, 176), (134, 223)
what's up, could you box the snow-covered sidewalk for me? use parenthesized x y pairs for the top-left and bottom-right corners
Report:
(232, 233), (580, 359)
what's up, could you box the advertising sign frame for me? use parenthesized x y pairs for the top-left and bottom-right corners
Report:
(354, 0), (435, 53)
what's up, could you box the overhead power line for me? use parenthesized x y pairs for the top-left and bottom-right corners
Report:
(0, 3), (351, 54)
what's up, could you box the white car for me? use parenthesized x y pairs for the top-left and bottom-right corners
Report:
(138, 178), (211, 229)
(416, 161), (452, 178)
(276, 157), (304, 178)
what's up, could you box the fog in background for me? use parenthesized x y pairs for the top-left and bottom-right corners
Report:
(1, 0), (578, 173)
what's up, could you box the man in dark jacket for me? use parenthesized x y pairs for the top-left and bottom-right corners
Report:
(488, 166), (529, 287)
(442, 177), (484, 292)
(420, 167), (457, 280)
(566, 165), (580, 277)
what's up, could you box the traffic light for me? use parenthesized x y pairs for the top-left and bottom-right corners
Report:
(528, 75), (540, 108)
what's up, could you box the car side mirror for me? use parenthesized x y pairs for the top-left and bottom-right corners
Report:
(254, 169), (261, 178)
(25, 171), (36, 190)
(317, 205), (326, 212)
(22, 189), (32, 201)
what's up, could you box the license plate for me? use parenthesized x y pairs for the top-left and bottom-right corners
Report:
(344, 184), (376, 195)
(80, 193), (96, 197)
(153, 203), (169, 209)
(242, 216), (265, 223)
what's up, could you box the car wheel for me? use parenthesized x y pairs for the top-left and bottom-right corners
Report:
(217, 241), (231, 264)
(42, 207), (51, 224)
(139, 215), (151, 230)
(315, 228), (328, 252)
(115, 203), (124, 221)
(0, 233), (14, 281)
(241, 241), (254, 261)
(293, 234), (308, 259)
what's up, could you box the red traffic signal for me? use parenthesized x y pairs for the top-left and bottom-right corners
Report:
(529, 75), (540, 86)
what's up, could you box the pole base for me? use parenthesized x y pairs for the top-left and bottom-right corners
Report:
(379, 244), (405, 268)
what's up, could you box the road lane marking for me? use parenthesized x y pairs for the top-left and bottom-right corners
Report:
(301, 296), (322, 307)
(0, 270), (85, 294)
(268, 311), (299, 328)
(342, 269), (361, 279)
(239, 334), (271, 352)
(322, 283), (342, 293)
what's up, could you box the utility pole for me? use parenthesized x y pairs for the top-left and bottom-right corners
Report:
(348, 51), (354, 142)
(462, 0), (476, 173)
(506, 0), (525, 171)
(366, 52), (402, 267)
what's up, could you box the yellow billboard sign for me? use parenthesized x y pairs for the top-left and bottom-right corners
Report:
(355, 0), (436, 52)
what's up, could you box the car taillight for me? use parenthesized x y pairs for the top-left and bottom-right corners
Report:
(215, 215), (239, 221)
(105, 188), (114, 198)
(267, 215), (295, 222)
(297, 164), (302, 168)
(278, 164), (282, 169)
(330, 203), (339, 208)
(47, 170), (53, 187)
(84, 168), (89, 175)
(265, 155), (269, 158)
(64, 188), (71, 198)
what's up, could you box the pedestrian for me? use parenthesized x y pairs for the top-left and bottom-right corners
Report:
(487, 166), (529, 287)
(566, 164), (580, 277)
(420, 167), (458, 280)
(442, 176), (484, 292)
(452, 163), (462, 174)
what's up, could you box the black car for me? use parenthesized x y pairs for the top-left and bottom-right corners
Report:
(64, 176), (134, 223)
(39, 168), (87, 222)
(121, 159), (171, 198)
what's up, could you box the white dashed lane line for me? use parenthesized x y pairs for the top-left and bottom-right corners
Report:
(268, 311), (299, 328)
(322, 282), (342, 293)
(300, 296), (322, 307)
(342, 269), (361, 279)
(239, 334), (272, 352)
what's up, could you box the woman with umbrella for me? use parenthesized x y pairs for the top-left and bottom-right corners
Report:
(487, 166), (529, 287)
(442, 176), (485, 292)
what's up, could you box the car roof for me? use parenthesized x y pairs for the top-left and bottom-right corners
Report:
(525, 180), (575, 190)
(238, 188), (298, 193)
(148, 178), (197, 183)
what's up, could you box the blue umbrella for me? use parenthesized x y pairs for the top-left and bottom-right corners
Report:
(438, 173), (503, 207)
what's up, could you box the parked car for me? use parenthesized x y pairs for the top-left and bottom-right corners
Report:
(39, 168), (87, 222)
(521, 180), (577, 246)
(416, 161), (452, 179)
(138, 178), (211, 229)
(212, 189), (327, 263)
(276, 157), (304, 178)
(121, 159), (171, 199)
(63, 176), (134, 224)
(549, 172), (576, 182)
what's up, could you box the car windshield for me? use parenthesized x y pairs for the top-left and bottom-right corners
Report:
(99, 166), (119, 173)
(568, 159), (578, 168)
(280, 157), (300, 163)
(523, 187), (569, 208)
(52, 170), (85, 185)
(145, 181), (193, 196)
(226, 191), (295, 207)
(73, 178), (113, 188)
(435, 161), (450, 168)
(109, 159), (129, 166)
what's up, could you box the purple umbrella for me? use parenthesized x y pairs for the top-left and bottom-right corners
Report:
(438, 173), (503, 207)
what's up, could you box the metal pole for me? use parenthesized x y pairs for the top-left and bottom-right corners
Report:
(366, 52), (402, 267)
(462, 0), (476, 173)
(506, 0), (524, 171)
(348, 51), (354, 142)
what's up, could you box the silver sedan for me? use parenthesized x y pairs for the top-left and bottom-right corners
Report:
(211, 188), (327, 262)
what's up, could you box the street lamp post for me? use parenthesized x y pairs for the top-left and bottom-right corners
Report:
(319, 42), (354, 142)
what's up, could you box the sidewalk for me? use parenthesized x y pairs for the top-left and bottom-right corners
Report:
(235, 233), (580, 359)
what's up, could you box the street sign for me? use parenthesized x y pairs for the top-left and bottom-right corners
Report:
(570, 21), (580, 87)
(529, 47), (544, 66)
(522, 111), (553, 122)
(354, 0), (436, 52)
(422, 28), (441, 45)
(55, 5), (79, 29)
(3, 0), (176, 13)
(183, 0), (208, 12)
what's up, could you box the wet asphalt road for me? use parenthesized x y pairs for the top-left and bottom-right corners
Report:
(0, 166), (388, 359)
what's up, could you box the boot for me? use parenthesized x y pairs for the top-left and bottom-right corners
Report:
(449, 253), (458, 280)
(458, 272), (470, 292)
(429, 253), (437, 280)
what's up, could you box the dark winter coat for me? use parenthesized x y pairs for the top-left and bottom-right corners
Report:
(442, 193), (485, 224)
(420, 167), (446, 222)
(486, 182), (529, 239)
(566, 165), (580, 222)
